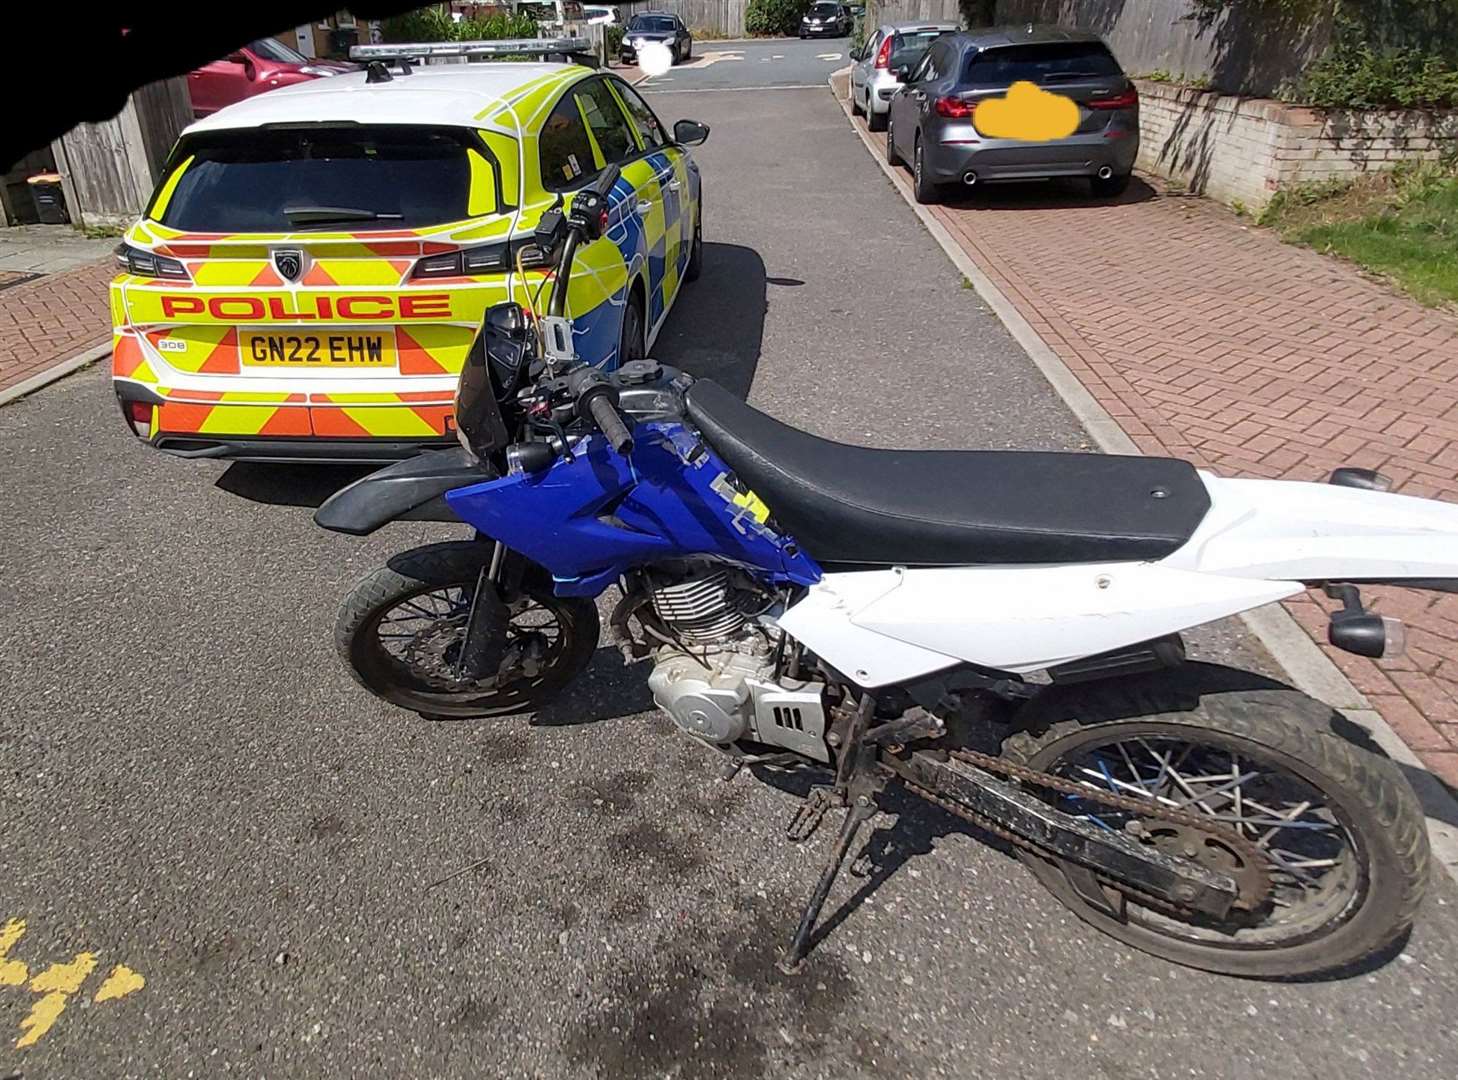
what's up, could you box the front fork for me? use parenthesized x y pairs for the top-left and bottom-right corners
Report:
(455, 539), (509, 681)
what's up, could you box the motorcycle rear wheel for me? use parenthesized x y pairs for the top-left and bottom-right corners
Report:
(335, 540), (599, 719)
(1003, 664), (1429, 979)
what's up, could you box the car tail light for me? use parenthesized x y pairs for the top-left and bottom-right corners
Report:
(114, 242), (189, 280)
(875, 35), (893, 70)
(934, 96), (973, 119)
(122, 399), (152, 438)
(1088, 86), (1138, 110)
(413, 241), (549, 279)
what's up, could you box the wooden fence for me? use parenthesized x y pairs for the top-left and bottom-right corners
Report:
(643, 0), (751, 37)
(50, 78), (192, 228)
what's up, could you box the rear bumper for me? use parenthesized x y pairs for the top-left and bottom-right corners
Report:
(113, 378), (457, 462)
(925, 131), (1140, 184)
(864, 73), (900, 115)
(148, 435), (452, 463)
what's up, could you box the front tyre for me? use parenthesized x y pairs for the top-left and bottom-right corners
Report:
(335, 541), (599, 719)
(1003, 665), (1429, 979)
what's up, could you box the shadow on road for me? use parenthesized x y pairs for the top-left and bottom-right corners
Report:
(650, 241), (766, 400)
(216, 462), (373, 508)
(938, 174), (1159, 212)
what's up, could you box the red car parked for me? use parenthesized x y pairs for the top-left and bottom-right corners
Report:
(187, 38), (353, 117)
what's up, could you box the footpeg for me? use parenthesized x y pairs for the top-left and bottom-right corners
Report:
(786, 786), (840, 842)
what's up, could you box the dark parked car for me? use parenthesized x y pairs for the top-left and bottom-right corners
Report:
(800, 3), (853, 39)
(620, 12), (693, 65)
(885, 27), (1139, 204)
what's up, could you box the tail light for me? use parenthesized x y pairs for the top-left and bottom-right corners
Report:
(1088, 86), (1139, 110)
(122, 399), (152, 438)
(114, 242), (189, 280)
(875, 35), (893, 70)
(412, 240), (548, 279)
(934, 96), (973, 119)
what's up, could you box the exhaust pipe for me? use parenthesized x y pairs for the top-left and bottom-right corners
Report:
(962, 171), (978, 186)
(1096, 166), (1114, 180)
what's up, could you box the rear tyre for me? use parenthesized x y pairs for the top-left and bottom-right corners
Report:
(912, 136), (940, 205)
(885, 115), (902, 166)
(335, 541), (600, 719)
(1091, 171), (1132, 198)
(684, 210), (704, 282)
(1002, 665), (1429, 978)
(867, 101), (886, 132)
(619, 286), (647, 365)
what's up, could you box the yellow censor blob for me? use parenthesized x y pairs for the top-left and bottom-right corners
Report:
(974, 81), (1080, 141)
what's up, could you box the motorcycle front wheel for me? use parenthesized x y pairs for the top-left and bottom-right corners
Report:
(335, 540), (600, 719)
(1003, 664), (1430, 979)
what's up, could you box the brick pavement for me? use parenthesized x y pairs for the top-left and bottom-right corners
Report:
(878, 158), (1458, 786)
(0, 259), (112, 395)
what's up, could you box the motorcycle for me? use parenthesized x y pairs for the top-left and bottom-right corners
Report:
(316, 162), (1457, 979)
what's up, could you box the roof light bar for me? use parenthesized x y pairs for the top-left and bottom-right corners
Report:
(350, 38), (593, 62)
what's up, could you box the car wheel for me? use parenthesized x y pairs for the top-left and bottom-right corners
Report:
(684, 40), (691, 61)
(913, 136), (939, 205)
(619, 287), (647, 365)
(684, 210), (703, 282)
(850, 87), (863, 116)
(1091, 171), (1132, 199)
(867, 100), (886, 132)
(886, 114), (901, 166)
(670, 44), (680, 65)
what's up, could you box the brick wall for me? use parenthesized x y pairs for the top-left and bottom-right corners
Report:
(1135, 79), (1458, 210)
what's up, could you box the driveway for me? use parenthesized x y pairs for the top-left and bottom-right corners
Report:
(2, 60), (1457, 1080)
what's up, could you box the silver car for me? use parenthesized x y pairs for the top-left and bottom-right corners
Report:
(849, 22), (958, 133)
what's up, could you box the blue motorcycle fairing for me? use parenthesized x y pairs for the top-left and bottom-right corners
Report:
(443, 422), (823, 598)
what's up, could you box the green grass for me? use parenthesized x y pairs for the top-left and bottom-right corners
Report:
(1262, 163), (1458, 308)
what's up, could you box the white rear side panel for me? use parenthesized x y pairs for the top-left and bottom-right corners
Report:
(779, 564), (1300, 686)
(1164, 476), (1458, 583)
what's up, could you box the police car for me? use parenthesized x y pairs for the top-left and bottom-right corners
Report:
(110, 39), (706, 461)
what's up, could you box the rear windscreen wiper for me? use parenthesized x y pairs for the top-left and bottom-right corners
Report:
(1041, 71), (1101, 82)
(282, 206), (405, 226)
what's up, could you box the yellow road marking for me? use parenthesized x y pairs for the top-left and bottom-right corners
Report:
(2, 919), (146, 1048)
(17, 993), (68, 1049)
(94, 965), (145, 1003)
(0, 920), (28, 986)
(18, 953), (97, 1048)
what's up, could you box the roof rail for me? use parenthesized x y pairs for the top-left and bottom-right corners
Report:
(349, 38), (597, 68)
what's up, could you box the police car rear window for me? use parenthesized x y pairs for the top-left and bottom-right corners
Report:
(155, 127), (485, 233)
(963, 42), (1122, 86)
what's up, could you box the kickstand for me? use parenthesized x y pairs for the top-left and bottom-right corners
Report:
(778, 692), (881, 975)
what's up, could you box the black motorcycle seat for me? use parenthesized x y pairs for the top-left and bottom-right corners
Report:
(683, 380), (1210, 567)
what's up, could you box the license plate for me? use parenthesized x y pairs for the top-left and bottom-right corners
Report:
(241, 331), (394, 368)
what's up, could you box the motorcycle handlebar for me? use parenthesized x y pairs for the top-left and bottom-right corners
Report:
(587, 392), (634, 455)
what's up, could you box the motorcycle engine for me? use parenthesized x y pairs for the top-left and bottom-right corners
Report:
(640, 564), (829, 762)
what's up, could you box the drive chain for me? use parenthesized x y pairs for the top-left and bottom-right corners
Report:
(896, 747), (1272, 918)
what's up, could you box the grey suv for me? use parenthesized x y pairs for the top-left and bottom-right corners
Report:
(885, 27), (1139, 204)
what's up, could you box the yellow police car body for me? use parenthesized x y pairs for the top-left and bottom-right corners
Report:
(111, 56), (703, 461)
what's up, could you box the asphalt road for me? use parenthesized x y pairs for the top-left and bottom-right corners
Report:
(3, 46), (1458, 1080)
(636, 34), (849, 92)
